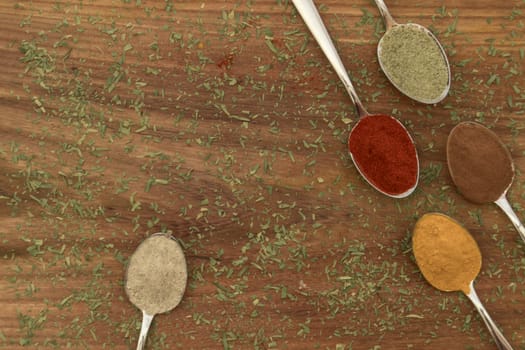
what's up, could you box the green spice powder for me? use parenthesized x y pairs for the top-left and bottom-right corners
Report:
(379, 24), (449, 102)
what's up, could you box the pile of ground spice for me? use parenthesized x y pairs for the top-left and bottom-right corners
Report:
(379, 24), (449, 102)
(412, 213), (481, 294)
(447, 122), (514, 203)
(348, 114), (418, 196)
(125, 234), (187, 315)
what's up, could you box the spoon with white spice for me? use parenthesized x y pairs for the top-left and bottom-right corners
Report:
(125, 232), (187, 350)
(374, 0), (451, 104)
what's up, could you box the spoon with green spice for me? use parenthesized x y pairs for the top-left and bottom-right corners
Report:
(291, 0), (419, 198)
(125, 232), (188, 350)
(374, 0), (451, 104)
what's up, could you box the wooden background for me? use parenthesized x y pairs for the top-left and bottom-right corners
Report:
(1, 0), (525, 349)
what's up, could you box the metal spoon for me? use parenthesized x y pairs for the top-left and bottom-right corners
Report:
(466, 280), (513, 350)
(125, 232), (188, 350)
(495, 194), (525, 244)
(291, 0), (419, 198)
(374, 0), (451, 104)
(413, 213), (513, 350)
(447, 122), (525, 244)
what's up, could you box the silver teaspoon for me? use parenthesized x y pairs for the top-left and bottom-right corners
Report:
(291, 0), (419, 198)
(374, 0), (451, 104)
(125, 232), (187, 350)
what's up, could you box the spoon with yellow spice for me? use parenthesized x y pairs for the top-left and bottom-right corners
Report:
(413, 213), (513, 350)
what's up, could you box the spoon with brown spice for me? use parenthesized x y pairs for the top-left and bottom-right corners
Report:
(125, 232), (187, 350)
(413, 213), (514, 350)
(447, 121), (525, 244)
(291, 0), (419, 198)
(374, 0), (451, 104)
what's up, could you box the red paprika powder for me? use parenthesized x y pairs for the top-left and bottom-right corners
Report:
(348, 114), (418, 196)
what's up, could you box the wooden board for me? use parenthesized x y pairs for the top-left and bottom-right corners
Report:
(1, 0), (525, 349)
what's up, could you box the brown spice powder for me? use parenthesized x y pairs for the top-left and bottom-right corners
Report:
(348, 114), (418, 196)
(447, 122), (514, 204)
(125, 234), (187, 315)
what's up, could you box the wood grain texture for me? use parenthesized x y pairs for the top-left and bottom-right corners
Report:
(1, 0), (525, 349)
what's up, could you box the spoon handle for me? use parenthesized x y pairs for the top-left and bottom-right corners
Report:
(373, 0), (397, 30)
(466, 282), (514, 350)
(290, 0), (368, 117)
(495, 195), (525, 245)
(136, 311), (154, 350)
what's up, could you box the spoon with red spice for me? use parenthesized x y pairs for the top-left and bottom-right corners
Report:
(291, 0), (419, 198)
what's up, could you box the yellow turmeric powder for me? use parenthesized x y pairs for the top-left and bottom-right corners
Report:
(412, 213), (481, 294)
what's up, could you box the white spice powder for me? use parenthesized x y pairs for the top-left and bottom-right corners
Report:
(125, 234), (187, 315)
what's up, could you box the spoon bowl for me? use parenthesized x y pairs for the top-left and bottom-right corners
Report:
(125, 232), (187, 350)
(413, 213), (514, 350)
(291, 0), (419, 198)
(374, 0), (451, 104)
(447, 122), (525, 244)
(348, 114), (419, 197)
